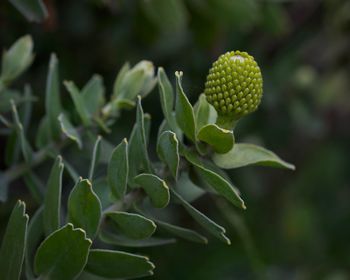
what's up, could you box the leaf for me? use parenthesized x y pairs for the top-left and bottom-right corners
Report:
(157, 130), (179, 179)
(106, 211), (156, 239)
(34, 224), (92, 280)
(156, 220), (207, 244)
(11, 100), (33, 162)
(88, 136), (102, 181)
(45, 53), (62, 140)
(175, 71), (196, 142)
(25, 207), (44, 280)
(9, 0), (47, 22)
(68, 178), (102, 239)
(35, 116), (50, 149)
(64, 80), (91, 126)
(136, 96), (153, 173)
(99, 230), (175, 247)
(134, 173), (170, 208)
(1, 35), (33, 83)
(107, 138), (129, 200)
(81, 74), (105, 116)
(92, 178), (112, 210)
(212, 143), (296, 170)
(43, 156), (64, 236)
(197, 124), (234, 154)
(194, 94), (217, 131)
(58, 113), (82, 149)
(127, 124), (142, 185)
(85, 249), (155, 279)
(23, 171), (44, 204)
(183, 149), (246, 209)
(0, 172), (8, 202)
(171, 189), (231, 244)
(157, 67), (177, 131)
(0, 200), (28, 280)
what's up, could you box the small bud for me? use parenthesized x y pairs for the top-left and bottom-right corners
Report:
(204, 51), (263, 128)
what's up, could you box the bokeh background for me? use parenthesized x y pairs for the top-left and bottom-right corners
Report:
(1, 0), (350, 279)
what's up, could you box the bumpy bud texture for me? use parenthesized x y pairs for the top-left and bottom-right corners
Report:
(204, 51), (263, 122)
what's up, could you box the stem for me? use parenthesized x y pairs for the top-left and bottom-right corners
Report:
(216, 115), (238, 130)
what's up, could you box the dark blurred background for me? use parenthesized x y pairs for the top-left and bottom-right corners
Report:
(1, 0), (350, 279)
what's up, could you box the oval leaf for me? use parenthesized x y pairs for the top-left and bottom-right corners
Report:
(197, 124), (234, 154)
(85, 249), (155, 279)
(157, 130), (179, 179)
(134, 173), (170, 208)
(184, 149), (246, 209)
(194, 93), (217, 131)
(0, 200), (28, 280)
(107, 138), (128, 200)
(34, 224), (91, 280)
(99, 230), (175, 247)
(213, 143), (295, 170)
(81, 74), (105, 116)
(171, 189), (230, 244)
(68, 179), (102, 239)
(43, 156), (64, 236)
(106, 211), (156, 240)
(175, 71), (196, 142)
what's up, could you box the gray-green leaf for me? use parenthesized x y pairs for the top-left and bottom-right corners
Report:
(81, 74), (105, 116)
(58, 113), (82, 149)
(85, 249), (155, 279)
(175, 71), (196, 142)
(197, 124), (234, 154)
(171, 189), (231, 244)
(107, 138), (129, 200)
(157, 130), (179, 179)
(68, 178), (102, 239)
(106, 211), (156, 239)
(88, 136), (102, 181)
(213, 143), (295, 170)
(134, 173), (170, 208)
(1, 35), (33, 84)
(194, 93), (217, 131)
(43, 156), (64, 236)
(34, 224), (92, 280)
(0, 200), (28, 280)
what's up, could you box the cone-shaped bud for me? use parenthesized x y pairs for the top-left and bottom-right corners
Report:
(204, 51), (263, 126)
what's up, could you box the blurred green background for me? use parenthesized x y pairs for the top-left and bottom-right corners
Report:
(1, 0), (350, 279)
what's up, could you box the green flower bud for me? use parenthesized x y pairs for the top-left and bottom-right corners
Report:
(204, 51), (263, 128)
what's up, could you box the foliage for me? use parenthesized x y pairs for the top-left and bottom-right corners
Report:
(0, 34), (294, 279)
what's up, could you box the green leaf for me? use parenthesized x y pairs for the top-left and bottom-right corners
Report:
(106, 211), (156, 239)
(25, 207), (44, 280)
(68, 178), (102, 239)
(175, 71), (196, 142)
(85, 249), (155, 279)
(127, 124), (142, 186)
(34, 224), (92, 280)
(112, 62), (130, 100)
(58, 113), (82, 149)
(136, 96), (153, 173)
(0, 200), (28, 280)
(99, 230), (175, 247)
(175, 172), (205, 203)
(1, 35), (33, 84)
(212, 143), (296, 170)
(157, 67), (177, 131)
(171, 189), (231, 244)
(9, 0), (47, 22)
(88, 136), (102, 181)
(45, 53), (62, 140)
(107, 138), (129, 200)
(64, 80), (91, 126)
(156, 220), (207, 244)
(0, 172), (8, 202)
(23, 171), (44, 204)
(197, 124), (234, 154)
(35, 116), (50, 148)
(194, 94), (217, 131)
(157, 130), (179, 179)
(134, 173), (170, 208)
(81, 74), (105, 116)
(43, 156), (64, 236)
(183, 149), (246, 209)
(11, 100), (33, 162)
